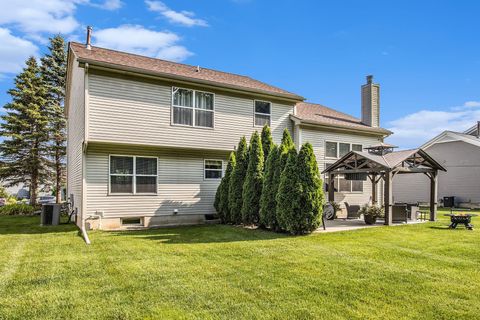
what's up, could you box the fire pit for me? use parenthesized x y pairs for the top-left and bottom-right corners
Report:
(444, 213), (477, 230)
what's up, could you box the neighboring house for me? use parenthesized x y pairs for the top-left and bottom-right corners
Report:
(66, 36), (391, 230)
(393, 123), (480, 208)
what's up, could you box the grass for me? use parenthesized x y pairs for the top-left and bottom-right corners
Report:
(0, 210), (479, 319)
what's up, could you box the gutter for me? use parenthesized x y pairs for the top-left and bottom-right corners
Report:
(290, 115), (392, 137)
(76, 58), (305, 103)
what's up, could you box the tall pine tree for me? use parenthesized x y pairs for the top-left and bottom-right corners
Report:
(228, 137), (248, 224)
(41, 35), (67, 203)
(0, 57), (50, 205)
(241, 131), (264, 225)
(261, 124), (273, 169)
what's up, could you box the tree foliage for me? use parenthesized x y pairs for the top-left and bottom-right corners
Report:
(259, 144), (280, 229)
(228, 137), (248, 224)
(291, 142), (324, 234)
(0, 57), (50, 205)
(261, 125), (273, 169)
(241, 131), (264, 224)
(41, 35), (67, 203)
(215, 152), (236, 223)
(276, 149), (300, 233)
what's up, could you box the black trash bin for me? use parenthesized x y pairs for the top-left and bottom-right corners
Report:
(41, 204), (61, 226)
(443, 196), (455, 208)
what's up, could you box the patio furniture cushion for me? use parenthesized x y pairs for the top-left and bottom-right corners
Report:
(344, 202), (361, 219)
(392, 204), (408, 223)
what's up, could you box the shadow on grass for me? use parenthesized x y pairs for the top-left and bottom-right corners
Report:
(110, 224), (288, 244)
(0, 215), (78, 235)
(428, 226), (475, 231)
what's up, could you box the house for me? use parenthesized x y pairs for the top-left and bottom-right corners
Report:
(393, 123), (480, 208)
(66, 33), (391, 230)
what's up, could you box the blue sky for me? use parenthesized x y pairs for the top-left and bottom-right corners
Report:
(0, 0), (479, 148)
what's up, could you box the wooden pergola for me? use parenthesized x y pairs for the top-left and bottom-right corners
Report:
(322, 144), (447, 225)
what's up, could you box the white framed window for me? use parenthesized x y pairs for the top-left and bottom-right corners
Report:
(254, 100), (271, 127)
(109, 155), (158, 195)
(324, 142), (364, 193)
(204, 159), (223, 179)
(172, 87), (214, 128)
(325, 141), (363, 158)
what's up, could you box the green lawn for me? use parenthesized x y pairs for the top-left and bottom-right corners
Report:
(0, 211), (479, 319)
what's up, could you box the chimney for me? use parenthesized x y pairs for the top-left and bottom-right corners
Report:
(361, 75), (380, 127)
(86, 26), (93, 50)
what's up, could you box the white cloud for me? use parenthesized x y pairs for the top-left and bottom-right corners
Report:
(0, 0), (83, 35)
(0, 28), (39, 75)
(146, 1), (208, 27)
(464, 101), (480, 108)
(156, 45), (193, 61)
(91, 0), (123, 10)
(386, 101), (480, 148)
(94, 25), (193, 61)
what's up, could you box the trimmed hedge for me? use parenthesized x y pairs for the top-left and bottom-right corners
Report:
(0, 204), (37, 216)
(228, 136), (249, 224)
(241, 131), (264, 225)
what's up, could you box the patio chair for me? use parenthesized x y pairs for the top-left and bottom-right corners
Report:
(344, 202), (361, 219)
(392, 204), (408, 223)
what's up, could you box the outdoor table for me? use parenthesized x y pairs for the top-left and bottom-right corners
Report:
(444, 213), (478, 230)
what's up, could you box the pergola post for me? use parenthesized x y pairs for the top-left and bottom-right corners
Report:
(429, 171), (438, 221)
(328, 173), (335, 202)
(384, 170), (393, 226)
(371, 173), (377, 205)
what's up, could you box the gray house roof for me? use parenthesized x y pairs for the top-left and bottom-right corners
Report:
(69, 42), (304, 101)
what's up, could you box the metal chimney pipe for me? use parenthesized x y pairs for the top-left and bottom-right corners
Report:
(86, 26), (93, 50)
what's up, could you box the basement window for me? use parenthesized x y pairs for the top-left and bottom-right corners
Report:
(121, 218), (142, 226)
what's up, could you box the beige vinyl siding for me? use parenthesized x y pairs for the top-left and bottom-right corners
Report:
(393, 141), (480, 204)
(85, 143), (228, 219)
(300, 127), (382, 206)
(87, 71), (294, 150)
(66, 56), (85, 222)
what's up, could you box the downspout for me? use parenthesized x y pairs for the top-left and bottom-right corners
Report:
(81, 62), (91, 244)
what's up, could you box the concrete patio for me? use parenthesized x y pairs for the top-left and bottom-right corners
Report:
(316, 218), (428, 233)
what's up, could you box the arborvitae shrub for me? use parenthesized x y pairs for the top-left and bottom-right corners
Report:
(291, 142), (324, 234)
(241, 131), (264, 225)
(228, 137), (248, 224)
(276, 149), (300, 233)
(215, 152), (236, 223)
(259, 144), (279, 229)
(261, 125), (273, 169)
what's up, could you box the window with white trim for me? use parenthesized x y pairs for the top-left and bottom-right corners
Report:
(254, 100), (271, 126)
(172, 87), (214, 128)
(324, 141), (364, 193)
(325, 141), (363, 158)
(204, 159), (223, 179)
(110, 156), (157, 194)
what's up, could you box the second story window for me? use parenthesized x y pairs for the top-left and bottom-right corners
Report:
(254, 100), (271, 126)
(172, 87), (214, 128)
